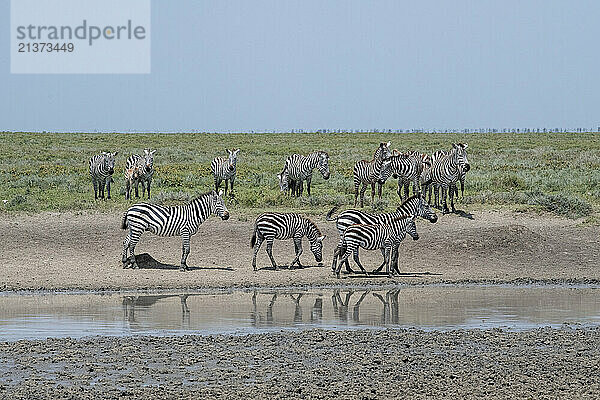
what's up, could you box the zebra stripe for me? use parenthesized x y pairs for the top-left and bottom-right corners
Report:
(428, 143), (470, 213)
(211, 148), (240, 197)
(89, 152), (118, 200)
(327, 193), (437, 273)
(383, 152), (425, 201)
(353, 142), (392, 207)
(280, 151), (330, 196)
(251, 212), (325, 270)
(335, 216), (419, 278)
(126, 149), (156, 199)
(121, 190), (230, 271)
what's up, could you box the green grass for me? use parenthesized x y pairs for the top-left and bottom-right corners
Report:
(1, 131), (599, 219)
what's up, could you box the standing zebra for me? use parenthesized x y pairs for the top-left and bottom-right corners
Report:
(335, 216), (419, 279)
(126, 149), (156, 199)
(251, 212), (325, 270)
(353, 142), (392, 207)
(428, 143), (470, 214)
(327, 193), (437, 274)
(280, 151), (330, 197)
(121, 189), (230, 271)
(89, 152), (118, 200)
(211, 148), (240, 197)
(383, 152), (427, 202)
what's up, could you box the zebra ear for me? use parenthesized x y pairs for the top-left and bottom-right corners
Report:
(113, 151), (118, 157)
(462, 143), (468, 149)
(234, 148), (240, 155)
(317, 235), (325, 242)
(387, 141), (391, 148)
(150, 150), (156, 155)
(217, 189), (224, 197)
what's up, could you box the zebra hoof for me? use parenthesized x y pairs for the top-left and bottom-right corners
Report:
(180, 265), (188, 272)
(131, 263), (139, 269)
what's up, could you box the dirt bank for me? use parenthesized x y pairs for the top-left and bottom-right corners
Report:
(1, 328), (599, 399)
(0, 210), (598, 291)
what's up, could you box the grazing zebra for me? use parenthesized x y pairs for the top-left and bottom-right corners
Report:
(211, 148), (240, 197)
(353, 142), (392, 207)
(428, 143), (470, 214)
(121, 189), (230, 271)
(124, 164), (142, 200)
(327, 193), (437, 274)
(281, 151), (330, 196)
(89, 152), (118, 200)
(126, 149), (156, 199)
(335, 216), (419, 279)
(383, 152), (427, 201)
(251, 212), (325, 271)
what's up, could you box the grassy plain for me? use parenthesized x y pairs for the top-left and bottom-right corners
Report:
(0, 131), (599, 219)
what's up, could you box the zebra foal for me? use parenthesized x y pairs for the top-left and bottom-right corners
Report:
(335, 216), (419, 279)
(89, 152), (118, 200)
(251, 213), (325, 270)
(126, 149), (156, 199)
(121, 189), (230, 271)
(211, 148), (240, 197)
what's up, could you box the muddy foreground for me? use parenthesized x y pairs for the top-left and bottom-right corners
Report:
(1, 209), (599, 291)
(0, 328), (599, 399)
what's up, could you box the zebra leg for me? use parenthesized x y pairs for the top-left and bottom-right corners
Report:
(230, 176), (235, 197)
(391, 245), (401, 275)
(384, 246), (393, 277)
(134, 179), (140, 198)
(359, 184), (368, 208)
(290, 236), (303, 268)
(377, 182), (383, 200)
(404, 181), (410, 199)
(370, 183), (376, 205)
(434, 185), (440, 208)
(214, 177), (221, 192)
(92, 178), (98, 200)
(306, 176), (312, 196)
(180, 230), (191, 271)
(127, 231), (141, 269)
(336, 248), (352, 278)
(122, 233), (131, 268)
(252, 233), (264, 271)
(266, 237), (278, 269)
(373, 248), (386, 273)
(450, 185), (456, 213)
(352, 249), (369, 276)
(396, 179), (403, 199)
(354, 183), (360, 207)
(106, 177), (112, 199)
(146, 177), (152, 199)
(223, 179), (228, 197)
(442, 186), (450, 214)
(99, 178), (105, 199)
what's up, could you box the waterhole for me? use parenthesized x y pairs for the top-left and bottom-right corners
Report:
(1, 285), (599, 341)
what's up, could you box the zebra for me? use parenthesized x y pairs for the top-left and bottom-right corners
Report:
(383, 152), (427, 202)
(126, 149), (156, 199)
(250, 212), (325, 271)
(335, 216), (419, 279)
(353, 142), (392, 207)
(281, 151), (330, 196)
(124, 164), (142, 200)
(89, 152), (118, 200)
(327, 193), (437, 274)
(121, 189), (230, 271)
(428, 143), (470, 214)
(211, 148), (240, 197)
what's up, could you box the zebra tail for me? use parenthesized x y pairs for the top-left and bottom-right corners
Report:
(121, 212), (128, 230)
(250, 229), (257, 248)
(326, 205), (340, 221)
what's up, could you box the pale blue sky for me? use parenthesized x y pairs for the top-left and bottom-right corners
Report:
(2, 1), (599, 132)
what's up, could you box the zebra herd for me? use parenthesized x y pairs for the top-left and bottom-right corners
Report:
(90, 142), (469, 276)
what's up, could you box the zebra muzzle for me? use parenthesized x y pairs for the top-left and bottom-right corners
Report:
(412, 234), (420, 241)
(221, 212), (230, 220)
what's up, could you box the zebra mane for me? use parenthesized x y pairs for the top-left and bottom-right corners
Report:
(305, 217), (322, 237)
(396, 194), (422, 210)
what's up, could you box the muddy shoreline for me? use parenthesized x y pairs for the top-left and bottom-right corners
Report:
(1, 328), (599, 399)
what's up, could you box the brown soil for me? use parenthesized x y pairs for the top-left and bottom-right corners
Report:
(0, 210), (598, 291)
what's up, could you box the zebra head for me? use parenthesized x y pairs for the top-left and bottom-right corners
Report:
(213, 189), (230, 220)
(376, 142), (392, 160)
(405, 216), (419, 241)
(102, 152), (118, 175)
(452, 143), (470, 174)
(277, 168), (289, 192)
(310, 234), (325, 263)
(378, 158), (394, 183)
(417, 193), (438, 223)
(317, 152), (330, 180)
(227, 148), (240, 172)
(142, 149), (156, 173)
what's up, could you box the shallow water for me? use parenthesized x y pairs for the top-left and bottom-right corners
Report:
(1, 285), (599, 341)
